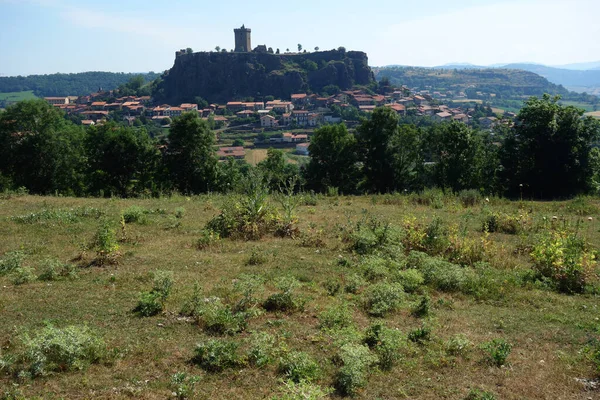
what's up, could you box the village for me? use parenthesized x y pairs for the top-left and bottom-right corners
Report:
(43, 84), (505, 162)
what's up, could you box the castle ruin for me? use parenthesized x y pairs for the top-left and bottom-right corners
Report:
(234, 25), (251, 52)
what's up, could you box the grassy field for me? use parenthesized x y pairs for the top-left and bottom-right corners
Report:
(585, 111), (600, 119)
(0, 192), (599, 399)
(559, 101), (595, 113)
(245, 149), (269, 165)
(0, 90), (37, 103)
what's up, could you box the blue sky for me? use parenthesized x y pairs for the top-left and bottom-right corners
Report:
(1, 0), (599, 76)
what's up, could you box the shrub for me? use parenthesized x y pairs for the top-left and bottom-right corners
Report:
(408, 188), (445, 209)
(278, 351), (321, 383)
(419, 258), (467, 292)
(360, 256), (391, 282)
(344, 273), (366, 294)
(481, 212), (520, 234)
(394, 269), (424, 293)
(323, 278), (341, 296)
(530, 231), (596, 293)
(275, 379), (333, 400)
(196, 229), (220, 250)
(318, 303), (353, 331)
(134, 270), (174, 317)
(464, 389), (497, 400)
(0, 251), (25, 276)
(247, 249), (268, 265)
(348, 218), (399, 255)
(198, 298), (249, 335)
(11, 267), (36, 285)
(174, 207), (186, 219)
(170, 372), (200, 400)
(18, 325), (106, 377)
(482, 338), (512, 367)
(38, 258), (77, 281)
(193, 339), (241, 372)
(232, 273), (265, 312)
(458, 189), (481, 207)
(363, 324), (404, 370)
(264, 277), (304, 313)
(246, 331), (276, 368)
(91, 220), (120, 265)
(411, 295), (431, 318)
(408, 326), (431, 344)
(445, 334), (472, 356)
(121, 206), (148, 224)
(363, 282), (404, 317)
(299, 228), (327, 248)
(334, 343), (377, 396)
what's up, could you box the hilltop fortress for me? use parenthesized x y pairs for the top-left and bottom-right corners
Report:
(156, 26), (375, 104)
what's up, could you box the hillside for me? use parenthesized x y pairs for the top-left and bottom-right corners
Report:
(0, 193), (598, 398)
(153, 49), (375, 104)
(374, 66), (570, 98)
(0, 72), (160, 97)
(502, 63), (600, 94)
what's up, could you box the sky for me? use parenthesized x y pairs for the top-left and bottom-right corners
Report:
(0, 0), (599, 76)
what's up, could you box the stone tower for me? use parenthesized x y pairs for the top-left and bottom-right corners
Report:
(234, 25), (251, 52)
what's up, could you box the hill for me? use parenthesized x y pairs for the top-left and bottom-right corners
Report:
(0, 72), (160, 97)
(502, 63), (600, 93)
(0, 193), (598, 398)
(153, 49), (375, 104)
(374, 66), (570, 98)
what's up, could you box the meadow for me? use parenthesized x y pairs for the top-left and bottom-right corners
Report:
(0, 91), (37, 103)
(0, 191), (599, 399)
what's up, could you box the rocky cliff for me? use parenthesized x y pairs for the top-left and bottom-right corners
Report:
(153, 49), (375, 104)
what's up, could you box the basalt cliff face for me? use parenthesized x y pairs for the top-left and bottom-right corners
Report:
(153, 49), (375, 104)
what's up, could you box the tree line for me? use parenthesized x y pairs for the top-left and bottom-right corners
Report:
(0, 96), (599, 199)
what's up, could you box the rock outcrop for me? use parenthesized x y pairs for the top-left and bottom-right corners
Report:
(153, 49), (375, 104)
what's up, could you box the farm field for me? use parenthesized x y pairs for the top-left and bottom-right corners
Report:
(585, 111), (600, 119)
(0, 90), (37, 103)
(0, 192), (599, 399)
(245, 149), (269, 165)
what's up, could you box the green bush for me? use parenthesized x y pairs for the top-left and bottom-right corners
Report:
(134, 270), (174, 317)
(408, 326), (431, 344)
(334, 343), (377, 396)
(458, 189), (481, 207)
(445, 334), (472, 357)
(360, 256), (391, 282)
(38, 258), (77, 281)
(121, 205), (148, 224)
(318, 303), (353, 330)
(464, 389), (497, 400)
(264, 277), (304, 313)
(193, 339), (241, 372)
(174, 207), (186, 219)
(91, 220), (120, 264)
(278, 351), (321, 383)
(363, 324), (404, 370)
(344, 273), (366, 294)
(275, 379), (333, 400)
(323, 278), (341, 296)
(482, 338), (512, 367)
(18, 325), (106, 377)
(246, 331), (276, 368)
(170, 372), (200, 400)
(247, 249), (268, 265)
(198, 299), (249, 335)
(419, 258), (468, 292)
(348, 218), (399, 255)
(411, 295), (431, 318)
(481, 212), (521, 235)
(394, 269), (424, 293)
(363, 282), (405, 317)
(530, 231), (596, 293)
(0, 251), (25, 276)
(196, 229), (220, 250)
(232, 273), (265, 312)
(11, 267), (36, 285)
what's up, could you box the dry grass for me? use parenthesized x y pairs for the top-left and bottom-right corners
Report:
(0, 194), (599, 399)
(245, 149), (269, 165)
(585, 111), (600, 119)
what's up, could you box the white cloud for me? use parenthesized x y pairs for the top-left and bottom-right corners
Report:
(371, 0), (600, 66)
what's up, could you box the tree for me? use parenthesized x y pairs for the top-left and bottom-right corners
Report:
(0, 100), (86, 195)
(195, 96), (208, 109)
(356, 107), (400, 192)
(297, 44), (302, 52)
(165, 112), (218, 193)
(268, 47), (274, 54)
(304, 124), (360, 194)
(258, 148), (299, 190)
(215, 46), (220, 52)
(276, 48), (280, 54)
(286, 48), (290, 53)
(314, 46), (319, 52)
(186, 48), (193, 54)
(499, 94), (600, 198)
(389, 124), (424, 191)
(85, 122), (159, 197)
(428, 121), (484, 192)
